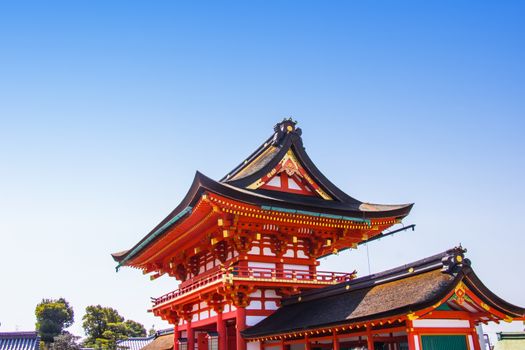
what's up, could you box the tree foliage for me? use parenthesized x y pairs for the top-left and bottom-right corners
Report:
(51, 332), (81, 350)
(82, 305), (146, 350)
(123, 320), (147, 338)
(35, 298), (74, 346)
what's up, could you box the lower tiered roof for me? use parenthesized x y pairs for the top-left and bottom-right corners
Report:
(242, 247), (525, 340)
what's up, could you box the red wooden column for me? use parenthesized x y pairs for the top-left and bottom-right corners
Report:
(217, 311), (227, 350)
(406, 321), (418, 350)
(173, 323), (180, 350)
(187, 319), (195, 350)
(333, 330), (340, 350)
(236, 307), (247, 350)
(366, 326), (374, 350)
(469, 320), (482, 350)
(305, 334), (311, 350)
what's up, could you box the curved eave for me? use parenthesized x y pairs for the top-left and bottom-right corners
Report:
(113, 172), (413, 267)
(242, 264), (525, 339)
(208, 172), (413, 219)
(111, 172), (207, 266)
(111, 250), (130, 262)
(463, 268), (525, 319)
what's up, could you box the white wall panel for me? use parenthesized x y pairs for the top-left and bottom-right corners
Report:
(413, 319), (470, 328)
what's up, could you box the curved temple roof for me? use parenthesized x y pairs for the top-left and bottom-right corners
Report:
(112, 119), (413, 267)
(242, 247), (525, 339)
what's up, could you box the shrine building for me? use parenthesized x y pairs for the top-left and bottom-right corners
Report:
(112, 120), (524, 350)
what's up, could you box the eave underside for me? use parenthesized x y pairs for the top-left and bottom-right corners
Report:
(114, 172), (413, 269)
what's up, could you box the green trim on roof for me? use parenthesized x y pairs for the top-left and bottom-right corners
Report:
(436, 303), (453, 311)
(116, 206), (193, 271)
(261, 205), (370, 224)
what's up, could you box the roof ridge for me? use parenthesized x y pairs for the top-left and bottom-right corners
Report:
(0, 332), (38, 337)
(221, 119), (298, 182)
(282, 246), (467, 306)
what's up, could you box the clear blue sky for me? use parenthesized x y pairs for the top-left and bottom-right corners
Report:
(1, 0), (524, 342)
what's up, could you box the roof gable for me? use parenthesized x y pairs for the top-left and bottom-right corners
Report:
(248, 149), (332, 200)
(222, 119), (359, 204)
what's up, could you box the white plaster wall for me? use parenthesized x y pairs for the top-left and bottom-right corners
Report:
(297, 250), (308, 259)
(265, 301), (279, 310)
(263, 247), (275, 256)
(247, 300), (262, 310)
(250, 289), (262, 297)
(283, 264), (309, 271)
(247, 342), (261, 350)
(290, 344), (305, 350)
(265, 289), (278, 298)
(412, 319), (470, 328)
(248, 246), (261, 255)
(248, 262), (276, 269)
(283, 249), (294, 257)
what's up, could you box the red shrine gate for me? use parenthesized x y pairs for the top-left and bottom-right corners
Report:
(112, 120), (523, 350)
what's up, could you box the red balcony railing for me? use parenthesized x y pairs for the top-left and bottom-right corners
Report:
(152, 266), (354, 307)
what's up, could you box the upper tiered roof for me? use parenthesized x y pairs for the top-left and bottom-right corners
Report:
(113, 120), (413, 269)
(220, 119), (412, 213)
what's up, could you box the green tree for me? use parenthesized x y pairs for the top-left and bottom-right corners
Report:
(82, 305), (123, 344)
(123, 320), (146, 338)
(35, 298), (74, 350)
(147, 325), (155, 337)
(82, 305), (146, 350)
(51, 332), (81, 350)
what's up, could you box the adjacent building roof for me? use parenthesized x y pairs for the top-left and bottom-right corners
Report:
(113, 120), (413, 267)
(140, 334), (173, 350)
(116, 329), (174, 350)
(494, 332), (525, 350)
(0, 332), (40, 350)
(497, 332), (525, 341)
(242, 247), (525, 339)
(116, 336), (155, 350)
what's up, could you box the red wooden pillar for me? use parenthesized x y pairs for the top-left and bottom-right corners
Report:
(333, 330), (340, 350)
(173, 324), (180, 350)
(407, 333), (417, 350)
(217, 311), (227, 350)
(406, 321), (417, 350)
(366, 326), (374, 350)
(469, 320), (482, 350)
(305, 334), (311, 350)
(187, 319), (195, 350)
(236, 307), (247, 350)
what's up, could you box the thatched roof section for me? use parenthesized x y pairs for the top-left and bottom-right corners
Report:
(140, 333), (173, 350)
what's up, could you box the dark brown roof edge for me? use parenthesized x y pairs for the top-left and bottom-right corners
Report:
(282, 246), (466, 306)
(111, 172), (207, 264)
(463, 268), (525, 318)
(112, 172), (413, 265)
